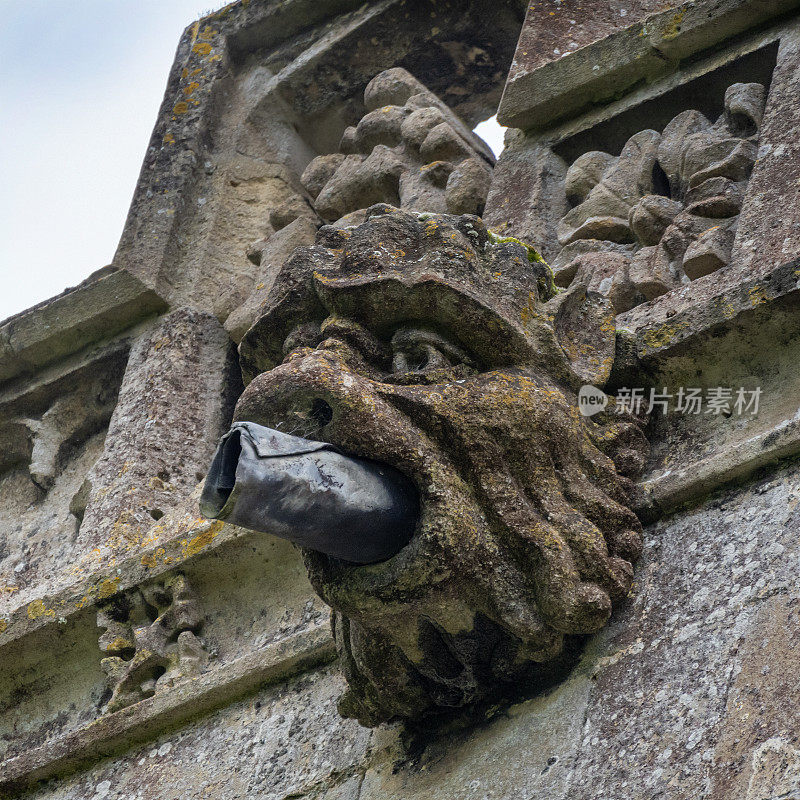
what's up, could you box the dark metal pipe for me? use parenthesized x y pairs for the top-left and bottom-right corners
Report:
(199, 422), (418, 563)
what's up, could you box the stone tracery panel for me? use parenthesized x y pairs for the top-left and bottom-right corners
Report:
(0, 360), (125, 610)
(97, 574), (207, 713)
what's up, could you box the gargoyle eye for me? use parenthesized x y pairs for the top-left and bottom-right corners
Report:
(390, 327), (476, 375)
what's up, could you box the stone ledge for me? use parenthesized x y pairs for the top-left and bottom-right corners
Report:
(0, 269), (167, 386)
(0, 622), (335, 795)
(498, 0), (800, 130)
(619, 257), (800, 364)
(0, 508), (242, 649)
(623, 257), (800, 516)
(641, 410), (800, 514)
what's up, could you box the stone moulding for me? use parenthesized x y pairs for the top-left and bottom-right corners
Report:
(0, 622), (335, 796)
(498, 0), (800, 130)
(0, 269), (166, 386)
(97, 574), (208, 713)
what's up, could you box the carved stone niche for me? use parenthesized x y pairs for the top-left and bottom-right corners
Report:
(232, 205), (648, 725)
(552, 81), (766, 313)
(299, 67), (496, 228)
(96, 574), (207, 713)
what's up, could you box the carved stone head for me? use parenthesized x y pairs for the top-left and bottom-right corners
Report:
(234, 206), (647, 725)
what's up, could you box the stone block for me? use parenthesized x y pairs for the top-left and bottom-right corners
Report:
(0, 270), (165, 386)
(75, 309), (239, 566)
(730, 29), (800, 279)
(17, 665), (371, 800)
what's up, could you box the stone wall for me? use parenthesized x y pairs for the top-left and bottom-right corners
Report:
(3, 1), (800, 798)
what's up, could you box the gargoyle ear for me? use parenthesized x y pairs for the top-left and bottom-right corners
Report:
(544, 276), (616, 388)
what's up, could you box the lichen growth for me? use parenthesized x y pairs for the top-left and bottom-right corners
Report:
(487, 229), (556, 298)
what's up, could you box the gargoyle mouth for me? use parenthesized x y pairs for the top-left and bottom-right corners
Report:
(200, 421), (419, 564)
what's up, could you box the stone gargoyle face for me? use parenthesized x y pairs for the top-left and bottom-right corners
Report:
(223, 206), (648, 725)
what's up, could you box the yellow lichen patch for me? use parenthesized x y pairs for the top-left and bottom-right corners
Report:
(0, 619), (7, 634)
(141, 547), (166, 570)
(192, 42), (213, 56)
(75, 595), (90, 610)
(181, 521), (224, 559)
(27, 599), (56, 621)
(0, 585), (19, 597)
(173, 101), (190, 116)
(199, 26), (218, 41)
(183, 81), (201, 96)
(641, 320), (689, 353)
(104, 637), (132, 653)
(519, 290), (539, 327)
(162, 132), (175, 145)
(661, 10), (686, 40)
(96, 577), (121, 600)
(748, 285), (769, 306)
(715, 295), (737, 319)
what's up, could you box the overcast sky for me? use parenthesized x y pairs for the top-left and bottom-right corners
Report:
(0, 1), (504, 322)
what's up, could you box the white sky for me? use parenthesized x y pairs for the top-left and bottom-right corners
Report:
(0, 1), (505, 322)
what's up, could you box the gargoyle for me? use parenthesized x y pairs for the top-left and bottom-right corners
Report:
(203, 206), (647, 725)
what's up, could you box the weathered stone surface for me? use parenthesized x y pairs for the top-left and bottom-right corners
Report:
(0, 269), (165, 386)
(235, 206), (647, 725)
(20, 664), (371, 800)
(359, 673), (591, 800)
(731, 29), (800, 280)
(73, 309), (239, 576)
(225, 216), (320, 344)
(8, 0), (800, 796)
(341, 462), (800, 799)
(552, 82), (764, 312)
(298, 68), (494, 228)
(97, 574), (207, 713)
(0, 351), (128, 616)
(483, 137), (568, 263)
(113, 0), (523, 321)
(1, 621), (337, 794)
(563, 465), (800, 799)
(627, 272), (800, 521)
(498, 0), (800, 130)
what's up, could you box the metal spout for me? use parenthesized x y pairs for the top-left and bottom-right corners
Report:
(199, 422), (418, 563)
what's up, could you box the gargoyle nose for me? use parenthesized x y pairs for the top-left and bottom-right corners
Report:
(199, 422), (418, 564)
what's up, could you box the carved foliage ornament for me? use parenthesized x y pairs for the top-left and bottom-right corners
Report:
(207, 206), (648, 725)
(554, 82), (766, 312)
